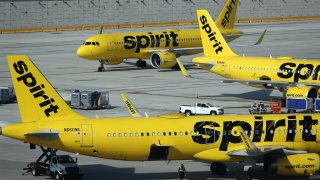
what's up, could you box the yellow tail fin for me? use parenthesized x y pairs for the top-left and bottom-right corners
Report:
(197, 10), (237, 57)
(7, 55), (85, 122)
(215, 0), (238, 29)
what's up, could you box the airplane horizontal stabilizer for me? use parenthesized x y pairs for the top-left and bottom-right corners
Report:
(25, 129), (59, 141)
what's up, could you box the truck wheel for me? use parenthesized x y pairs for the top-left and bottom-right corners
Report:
(32, 168), (40, 176)
(211, 111), (217, 115)
(185, 111), (191, 116)
(55, 172), (60, 180)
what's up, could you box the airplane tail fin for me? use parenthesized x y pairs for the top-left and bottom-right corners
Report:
(7, 55), (85, 123)
(215, 0), (238, 30)
(197, 10), (237, 57)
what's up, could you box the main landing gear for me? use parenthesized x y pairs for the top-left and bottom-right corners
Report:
(98, 60), (107, 72)
(210, 162), (254, 180)
(136, 59), (147, 68)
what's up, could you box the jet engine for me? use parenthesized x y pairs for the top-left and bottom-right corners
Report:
(285, 86), (318, 99)
(150, 52), (178, 69)
(265, 154), (320, 176)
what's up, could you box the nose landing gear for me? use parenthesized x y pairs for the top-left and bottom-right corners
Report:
(98, 60), (107, 72)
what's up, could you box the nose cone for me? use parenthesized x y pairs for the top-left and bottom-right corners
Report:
(77, 45), (91, 59)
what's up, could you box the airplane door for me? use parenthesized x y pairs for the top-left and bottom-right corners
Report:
(81, 124), (93, 147)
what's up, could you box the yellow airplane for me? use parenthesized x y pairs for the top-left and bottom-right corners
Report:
(3, 55), (320, 180)
(187, 9), (320, 99)
(77, 0), (242, 71)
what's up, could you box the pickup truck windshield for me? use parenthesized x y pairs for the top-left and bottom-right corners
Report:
(206, 103), (213, 107)
(57, 156), (75, 163)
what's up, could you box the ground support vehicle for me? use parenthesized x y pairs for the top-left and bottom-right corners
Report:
(23, 146), (83, 180)
(179, 103), (224, 116)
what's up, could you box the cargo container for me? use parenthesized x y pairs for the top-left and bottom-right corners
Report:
(286, 98), (313, 112)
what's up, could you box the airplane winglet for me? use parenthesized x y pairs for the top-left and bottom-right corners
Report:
(98, 23), (104, 34)
(175, 58), (190, 78)
(254, 29), (267, 45)
(121, 94), (143, 117)
(237, 126), (258, 151)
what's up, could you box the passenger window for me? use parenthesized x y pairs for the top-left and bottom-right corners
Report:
(168, 132), (172, 136)
(113, 133), (116, 137)
(141, 132), (144, 136)
(92, 42), (96, 45)
(174, 132), (177, 136)
(146, 132), (150, 136)
(135, 132), (139, 137)
(124, 133), (127, 137)
(107, 133), (111, 137)
(130, 133), (133, 137)
(118, 133), (122, 137)
(163, 132), (166, 136)
(180, 131), (183, 136)
(152, 132), (155, 136)
(96, 42), (100, 45)
(185, 131), (188, 136)
(157, 132), (161, 136)
(85, 42), (91, 45)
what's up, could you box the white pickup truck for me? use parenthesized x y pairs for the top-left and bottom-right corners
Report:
(179, 103), (224, 116)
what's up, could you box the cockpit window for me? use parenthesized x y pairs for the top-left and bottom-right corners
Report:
(83, 42), (100, 46)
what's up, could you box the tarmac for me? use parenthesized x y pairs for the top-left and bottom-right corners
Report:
(0, 20), (320, 179)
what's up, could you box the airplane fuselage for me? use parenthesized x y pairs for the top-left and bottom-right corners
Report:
(195, 56), (320, 89)
(77, 29), (241, 63)
(3, 114), (320, 162)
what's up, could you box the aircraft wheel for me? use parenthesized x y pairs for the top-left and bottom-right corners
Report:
(210, 162), (226, 175)
(140, 60), (147, 68)
(136, 60), (142, 67)
(98, 67), (105, 72)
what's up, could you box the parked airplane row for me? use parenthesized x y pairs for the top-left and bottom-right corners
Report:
(2, 0), (320, 180)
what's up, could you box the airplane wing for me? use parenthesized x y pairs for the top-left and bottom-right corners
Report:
(193, 127), (307, 162)
(25, 129), (59, 141)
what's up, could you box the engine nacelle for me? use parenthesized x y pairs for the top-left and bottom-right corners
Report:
(150, 52), (177, 69)
(285, 86), (318, 99)
(266, 154), (320, 176)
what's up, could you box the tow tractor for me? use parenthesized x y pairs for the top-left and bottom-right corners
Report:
(23, 146), (83, 180)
